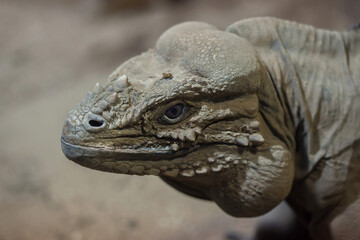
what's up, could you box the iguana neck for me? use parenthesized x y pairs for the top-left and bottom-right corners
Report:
(261, 22), (360, 180)
(227, 17), (359, 179)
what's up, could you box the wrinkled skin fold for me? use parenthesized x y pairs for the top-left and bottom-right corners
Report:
(62, 17), (360, 239)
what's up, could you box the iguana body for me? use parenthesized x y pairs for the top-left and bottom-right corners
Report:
(61, 17), (360, 239)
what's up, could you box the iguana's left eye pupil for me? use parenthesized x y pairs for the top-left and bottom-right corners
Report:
(165, 104), (184, 119)
(159, 103), (187, 125)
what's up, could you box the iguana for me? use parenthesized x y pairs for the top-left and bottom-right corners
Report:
(61, 17), (360, 239)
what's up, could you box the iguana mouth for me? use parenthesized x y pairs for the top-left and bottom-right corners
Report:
(61, 137), (243, 177)
(61, 137), (196, 161)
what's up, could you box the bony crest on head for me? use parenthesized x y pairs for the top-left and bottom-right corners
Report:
(93, 82), (104, 95)
(113, 74), (130, 91)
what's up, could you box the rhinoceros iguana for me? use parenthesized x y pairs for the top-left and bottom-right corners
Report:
(61, 17), (360, 239)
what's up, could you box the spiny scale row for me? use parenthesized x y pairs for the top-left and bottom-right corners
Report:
(111, 151), (242, 177)
(86, 74), (130, 103)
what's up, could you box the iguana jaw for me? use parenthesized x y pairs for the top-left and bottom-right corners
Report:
(61, 135), (250, 177)
(61, 128), (199, 175)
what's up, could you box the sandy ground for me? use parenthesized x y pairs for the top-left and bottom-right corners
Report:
(0, 0), (358, 239)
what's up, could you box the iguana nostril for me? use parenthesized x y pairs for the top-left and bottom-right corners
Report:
(83, 113), (107, 133)
(89, 119), (104, 127)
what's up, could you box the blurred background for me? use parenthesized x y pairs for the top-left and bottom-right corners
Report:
(0, 0), (358, 239)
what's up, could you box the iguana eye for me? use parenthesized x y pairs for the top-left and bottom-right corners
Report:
(160, 103), (186, 124)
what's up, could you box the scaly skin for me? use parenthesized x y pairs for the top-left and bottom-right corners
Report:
(61, 18), (360, 239)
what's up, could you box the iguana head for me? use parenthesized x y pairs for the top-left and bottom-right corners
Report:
(61, 22), (295, 217)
